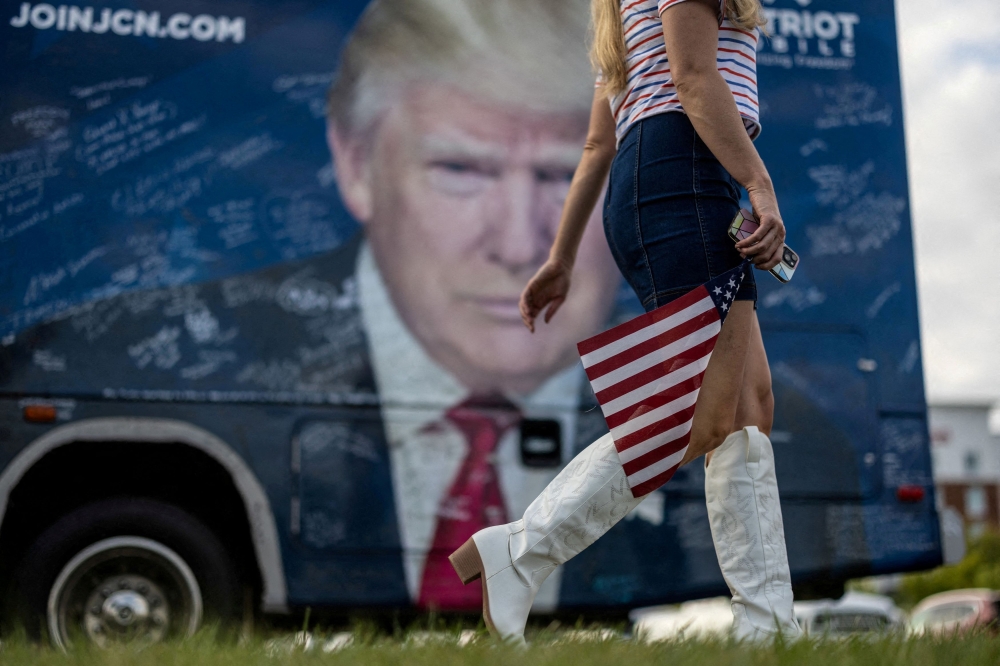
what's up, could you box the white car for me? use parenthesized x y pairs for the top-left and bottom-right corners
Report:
(793, 591), (906, 637)
(909, 589), (1000, 636)
(630, 597), (736, 642)
(630, 591), (905, 642)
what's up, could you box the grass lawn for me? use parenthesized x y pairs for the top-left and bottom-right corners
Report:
(2, 627), (999, 666)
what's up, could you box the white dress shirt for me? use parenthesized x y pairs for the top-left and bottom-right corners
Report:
(357, 243), (579, 611)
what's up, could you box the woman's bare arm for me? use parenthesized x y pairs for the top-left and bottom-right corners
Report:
(548, 88), (618, 268)
(519, 88), (616, 331)
(661, 1), (785, 269)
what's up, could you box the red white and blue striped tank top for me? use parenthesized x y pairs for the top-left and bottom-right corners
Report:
(602, 0), (760, 144)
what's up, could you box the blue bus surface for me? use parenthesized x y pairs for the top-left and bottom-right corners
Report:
(0, 0), (940, 637)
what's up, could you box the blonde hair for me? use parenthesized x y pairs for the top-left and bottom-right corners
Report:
(328, 0), (594, 138)
(591, 0), (767, 98)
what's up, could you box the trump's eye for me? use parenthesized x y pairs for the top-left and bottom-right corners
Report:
(536, 168), (574, 204)
(433, 160), (476, 174)
(426, 160), (498, 196)
(535, 168), (575, 184)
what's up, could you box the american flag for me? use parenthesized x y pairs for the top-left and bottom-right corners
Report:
(577, 262), (749, 497)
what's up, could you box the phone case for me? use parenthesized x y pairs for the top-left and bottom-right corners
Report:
(728, 209), (799, 283)
(728, 209), (759, 242)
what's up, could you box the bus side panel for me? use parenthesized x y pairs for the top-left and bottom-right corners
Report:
(0, 0), (939, 612)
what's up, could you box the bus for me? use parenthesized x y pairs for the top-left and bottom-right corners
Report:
(0, 0), (941, 646)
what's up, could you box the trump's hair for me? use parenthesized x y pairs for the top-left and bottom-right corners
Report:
(327, 0), (594, 138)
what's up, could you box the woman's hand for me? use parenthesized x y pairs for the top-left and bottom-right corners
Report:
(519, 258), (573, 333)
(737, 183), (786, 271)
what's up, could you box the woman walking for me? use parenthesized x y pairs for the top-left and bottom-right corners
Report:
(449, 0), (801, 644)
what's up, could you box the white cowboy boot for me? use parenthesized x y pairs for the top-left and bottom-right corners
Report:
(449, 433), (642, 644)
(705, 426), (801, 641)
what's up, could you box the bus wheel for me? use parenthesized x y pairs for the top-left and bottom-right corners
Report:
(10, 498), (240, 648)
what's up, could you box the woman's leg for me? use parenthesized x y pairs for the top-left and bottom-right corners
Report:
(682, 300), (756, 466)
(690, 304), (774, 467)
(732, 312), (774, 435)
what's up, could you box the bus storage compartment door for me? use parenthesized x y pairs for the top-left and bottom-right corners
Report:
(764, 329), (880, 500)
(289, 412), (409, 604)
(292, 413), (400, 550)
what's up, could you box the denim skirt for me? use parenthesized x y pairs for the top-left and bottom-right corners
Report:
(603, 111), (756, 313)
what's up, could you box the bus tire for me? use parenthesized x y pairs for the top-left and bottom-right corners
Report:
(7, 497), (240, 647)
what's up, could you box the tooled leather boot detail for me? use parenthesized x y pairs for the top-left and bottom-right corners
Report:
(705, 426), (801, 641)
(456, 433), (643, 643)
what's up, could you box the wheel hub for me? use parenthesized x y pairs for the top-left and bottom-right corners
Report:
(104, 590), (148, 626)
(83, 574), (170, 645)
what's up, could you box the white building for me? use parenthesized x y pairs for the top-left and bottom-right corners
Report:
(928, 403), (1000, 535)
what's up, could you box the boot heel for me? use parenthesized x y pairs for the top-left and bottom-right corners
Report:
(449, 538), (483, 584)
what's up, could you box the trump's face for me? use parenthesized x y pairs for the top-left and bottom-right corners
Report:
(330, 84), (620, 395)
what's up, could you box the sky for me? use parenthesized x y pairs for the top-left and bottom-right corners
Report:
(895, 0), (1000, 405)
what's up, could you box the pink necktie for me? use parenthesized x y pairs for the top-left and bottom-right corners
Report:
(417, 399), (518, 610)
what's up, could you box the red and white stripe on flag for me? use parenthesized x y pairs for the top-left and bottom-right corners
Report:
(577, 263), (746, 497)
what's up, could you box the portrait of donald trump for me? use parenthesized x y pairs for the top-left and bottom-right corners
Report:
(323, 0), (624, 610)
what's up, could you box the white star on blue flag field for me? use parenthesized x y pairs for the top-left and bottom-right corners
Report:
(707, 261), (749, 321)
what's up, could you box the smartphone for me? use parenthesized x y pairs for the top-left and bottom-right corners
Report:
(728, 208), (799, 283)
